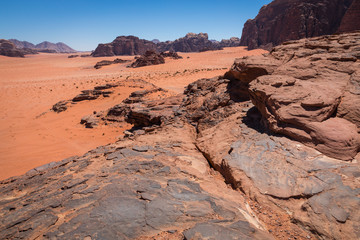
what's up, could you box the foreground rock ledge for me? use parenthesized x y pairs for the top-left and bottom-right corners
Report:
(228, 31), (360, 160)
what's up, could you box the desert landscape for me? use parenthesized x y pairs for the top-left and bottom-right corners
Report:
(0, 47), (265, 180)
(0, 0), (360, 239)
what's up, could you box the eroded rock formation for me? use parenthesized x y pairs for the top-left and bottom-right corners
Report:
(130, 50), (165, 68)
(91, 36), (157, 57)
(0, 39), (37, 57)
(92, 33), (241, 57)
(228, 31), (360, 160)
(240, 0), (356, 50)
(157, 33), (223, 52)
(94, 58), (130, 69)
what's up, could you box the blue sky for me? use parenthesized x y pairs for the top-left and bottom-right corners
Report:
(1, 0), (272, 51)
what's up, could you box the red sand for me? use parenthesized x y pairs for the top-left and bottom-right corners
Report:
(0, 47), (267, 180)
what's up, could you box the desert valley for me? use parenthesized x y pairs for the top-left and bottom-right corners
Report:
(0, 0), (360, 239)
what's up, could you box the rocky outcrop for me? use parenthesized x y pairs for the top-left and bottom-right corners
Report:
(92, 36), (157, 57)
(0, 121), (272, 240)
(92, 33), (242, 57)
(94, 58), (130, 69)
(0, 39), (37, 57)
(51, 79), (158, 113)
(157, 33), (222, 53)
(240, 0), (355, 50)
(130, 50), (165, 68)
(338, 0), (360, 33)
(228, 31), (360, 160)
(0, 40), (25, 57)
(160, 51), (183, 59)
(218, 37), (241, 48)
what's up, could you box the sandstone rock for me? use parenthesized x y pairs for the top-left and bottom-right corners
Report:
(218, 37), (241, 48)
(337, 72), (360, 129)
(92, 36), (157, 57)
(72, 88), (113, 102)
(130, 50), (165, 68)
(0, 124), (272, 240)
(52, 100), (70, 113)
(160, 51), (183, 59)
(308, 118), (360, 160)
(80, 115), (98, 128)
(94, 58), (129, 69)
(0, 39), (25, 57)
(157, 33), (222, 53)
(228, 31), (360, 160)
(240, 0), (355, 50)
(338, 0), (360, 33)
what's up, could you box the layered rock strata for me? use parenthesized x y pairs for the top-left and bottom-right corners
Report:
(228, 31), (360, 160)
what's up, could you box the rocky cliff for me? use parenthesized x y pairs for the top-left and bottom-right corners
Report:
(92, 33), (241, 57)
(0, 39), (37, 57)
(240, 0), (355, 50)
(156, 33), (222, 53)
(91, 36), (157, 57)
(338, 0), (360, 33)
(1, 31), (359, 239)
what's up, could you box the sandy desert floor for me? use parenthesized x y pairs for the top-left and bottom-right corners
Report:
(0, 47), (267, 180)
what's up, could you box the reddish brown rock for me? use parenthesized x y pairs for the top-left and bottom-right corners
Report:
(229, 31), (360, 160)
(130, 50), (165, 68)
(92, 36), (157, 57)
(240, 0), (354, 50)
(94, 58), (129, 69)
(0, 39), (25, 57)
(156, 33), (222, 53)
(308, 118), (360, 160)
(160, 51), (183, 59)
(338, 0), (360, 33)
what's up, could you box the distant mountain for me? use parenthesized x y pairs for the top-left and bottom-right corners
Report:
(151, 39), (160, 44)
(9, 39), (76, 53)
(8, 39), (35, 49)
(35, 41), (76, 53)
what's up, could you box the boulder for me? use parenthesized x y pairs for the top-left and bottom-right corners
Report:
(130, 50), (165, 68)
(160, 51), (183, 59)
